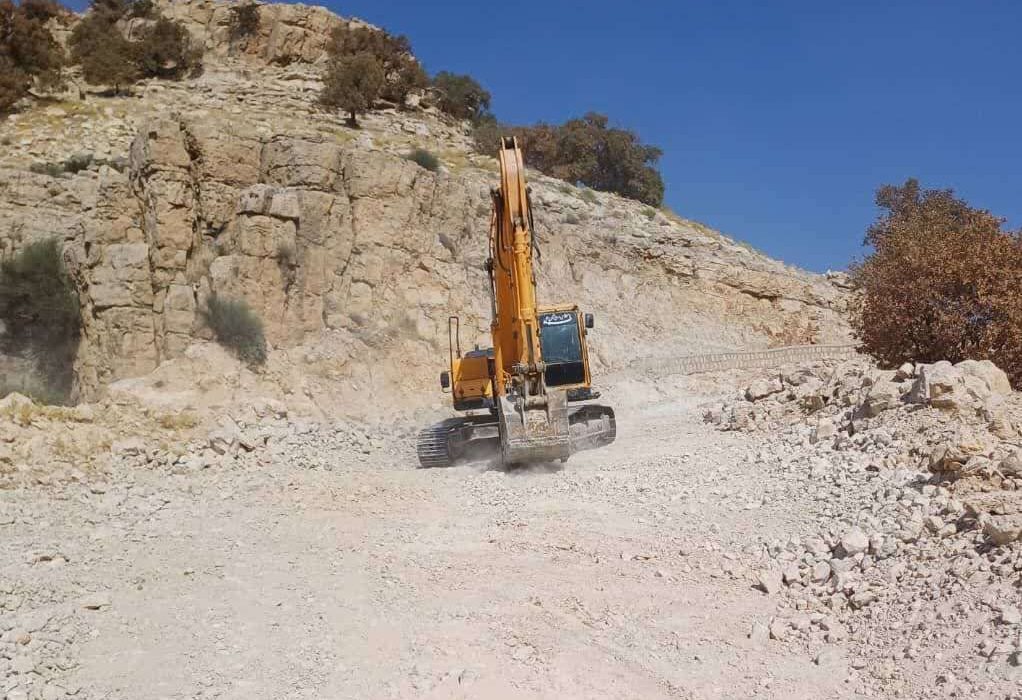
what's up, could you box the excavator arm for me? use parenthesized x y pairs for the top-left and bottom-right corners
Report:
(487, 137), (571, 464)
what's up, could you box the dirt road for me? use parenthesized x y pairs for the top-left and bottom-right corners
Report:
(2, 389), (857, 699)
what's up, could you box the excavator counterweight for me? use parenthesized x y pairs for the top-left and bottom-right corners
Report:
(417, 137), (616, 468)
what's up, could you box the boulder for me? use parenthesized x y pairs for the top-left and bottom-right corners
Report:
(745, 377), (783, 402)
(839, 526), (869, 556)
(983, 514), (1022, 546)
(909, 359), (1011, 413)
(928, 430), (988, 473)
(1000, 450), (1022, 478)
(860, 380), (902, 417)
(956, 359), (1012, 395)
(894, 362), (915, 381)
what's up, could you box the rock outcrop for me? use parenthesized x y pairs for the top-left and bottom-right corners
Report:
(0, 0), (852, 408)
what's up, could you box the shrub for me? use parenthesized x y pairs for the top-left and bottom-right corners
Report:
(29, 161), (65, 177)
(0, 0), (65, 112)
(157, 411), (199, 430)
(0, 239), (81, 400)
(431, 71), (491, 122)
(407, 148), (439, 172)
(69, 8), (139, 91)
(202, 293), (267, 366)
(69, 2), (200, 90)
(325, 24), (425, 107)
(319, 51), (385, 127)
(852, 178), (1022, 384)
(63, 152), (94, 173)
(29, 154), (126, 177)
(473, 112), (665, 206)
(134, 16), (201, 80)
(229, 3), (259, 40)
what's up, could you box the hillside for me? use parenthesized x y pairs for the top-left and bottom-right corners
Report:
(7, 4), (1022, 700)
(0, 0), (850, 413)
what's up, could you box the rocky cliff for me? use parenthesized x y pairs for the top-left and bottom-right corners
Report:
(0, 0), (851, 414)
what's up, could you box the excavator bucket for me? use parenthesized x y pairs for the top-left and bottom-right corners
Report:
(497, 391), (571, 465)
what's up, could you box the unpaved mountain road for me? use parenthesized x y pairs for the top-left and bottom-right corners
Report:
(3, 389), (857, 700)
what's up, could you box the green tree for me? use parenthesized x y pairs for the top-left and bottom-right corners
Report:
(853, 179), (1022, 384)
(432, 71), (491, 121)
(70, 2), (200, 90)
(0, 0), (65, 112)
(135, 16), (200, 79)
(473, 113), (665, 206)
(319, 51), (385, 127)
(325, 24), (425, 107)
(69, 8), (138, 91)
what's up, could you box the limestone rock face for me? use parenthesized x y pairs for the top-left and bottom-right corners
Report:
(156, 0), (352, 66)
(0, 1), (853, 406)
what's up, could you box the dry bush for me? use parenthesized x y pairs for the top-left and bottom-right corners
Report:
(852, 179), (1022, 385)
(0, 239), (81, 402)
(202, 293), (267, 366)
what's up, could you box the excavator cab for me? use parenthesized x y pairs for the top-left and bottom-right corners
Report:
(538, 306), (597, 397)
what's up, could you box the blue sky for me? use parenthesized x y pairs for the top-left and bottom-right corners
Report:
(68, 0), (1022, 271)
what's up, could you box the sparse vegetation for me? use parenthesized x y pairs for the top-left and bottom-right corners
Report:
(0, 239), (81, 402)
(29, 161), (65, 177)
(29, 153), (127, 177)
(0, 0), (66, 113)
(407, 148), (439, 172)
(564, 213), (581, 225)
(319, 51), (385, 127)
(202, 293), (268, 366)
(157, 411), (199, 430)
(853, 178), (1022, 384)
(473, 113), (665, 207)
(431, 71), (491, 122)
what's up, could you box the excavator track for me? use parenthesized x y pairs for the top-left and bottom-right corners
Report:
(416, 416), (499, 468)
(416, 420), (458, 468)
(568, 404), (617, 453)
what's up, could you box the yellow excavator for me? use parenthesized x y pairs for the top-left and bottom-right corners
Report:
(417, 137), (616, 468)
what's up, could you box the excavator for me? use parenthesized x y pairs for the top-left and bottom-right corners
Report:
(416, 137), (616, 468)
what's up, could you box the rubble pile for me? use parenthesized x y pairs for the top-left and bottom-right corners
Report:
(707, 358), (1022, 695)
